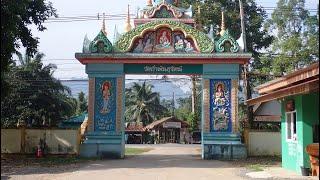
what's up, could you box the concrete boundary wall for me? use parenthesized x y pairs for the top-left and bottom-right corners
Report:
(1, 129), (80, 154)
(1, 129), (22, 153)
(247, 131), (281, 156)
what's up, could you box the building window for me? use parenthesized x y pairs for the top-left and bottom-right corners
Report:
(286, 111), (297, 141)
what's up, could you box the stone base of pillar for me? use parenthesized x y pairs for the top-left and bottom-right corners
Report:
(202, 133), (247, 160)
(80, 133), (125, 159)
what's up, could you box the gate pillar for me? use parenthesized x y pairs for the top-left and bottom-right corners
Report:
(80, 64), (125, 158)
(201, 64), (247, 160)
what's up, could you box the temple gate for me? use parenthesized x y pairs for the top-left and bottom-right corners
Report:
(75, 0), (251, 159)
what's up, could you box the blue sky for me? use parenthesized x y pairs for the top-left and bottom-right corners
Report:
(26, 0), (318, 80)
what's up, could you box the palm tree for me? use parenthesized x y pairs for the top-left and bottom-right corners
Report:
(125, 81), (167, 126)
(1, 51), (77, 127)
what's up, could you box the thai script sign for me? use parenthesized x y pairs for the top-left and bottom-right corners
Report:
(163, 122), (181, 128)
(144, 65), (183, 73)
(124, 64), (203, 74)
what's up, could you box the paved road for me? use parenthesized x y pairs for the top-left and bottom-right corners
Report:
(4, 144), (247, 180)
(3, 144), (316, 180)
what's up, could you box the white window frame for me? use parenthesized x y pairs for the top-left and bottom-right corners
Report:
(286, 111), (297, 142)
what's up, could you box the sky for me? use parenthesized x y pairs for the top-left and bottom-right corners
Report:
(25, 0), (318, 80)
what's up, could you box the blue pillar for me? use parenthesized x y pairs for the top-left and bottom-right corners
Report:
(80, 63), (125, 158)
(201, 64), (247, 160)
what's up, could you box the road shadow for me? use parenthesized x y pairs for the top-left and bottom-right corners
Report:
(1, 153), (237, 177)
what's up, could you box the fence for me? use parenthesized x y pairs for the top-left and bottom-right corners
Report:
(244, 129), (281, 156)
(1, 128), (80, 154)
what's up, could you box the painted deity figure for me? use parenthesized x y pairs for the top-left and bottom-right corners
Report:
(143, 38), (154, 53)
(157, 31), (171, 48)
(174, 35), (184, 52)
(97, 41), (105, 53)
(133, 39), (144, 53)
(213, 83), (229, 131)
(214, 84), (226, 106)
(184, 40), (194, 53)
(100, 81), (111, 114)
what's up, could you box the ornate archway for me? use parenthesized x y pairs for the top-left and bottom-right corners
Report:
(76, 1), (251, 159)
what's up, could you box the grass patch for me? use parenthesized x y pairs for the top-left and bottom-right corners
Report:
(125, 148), (153, 156)
(246, 164), (264, 172)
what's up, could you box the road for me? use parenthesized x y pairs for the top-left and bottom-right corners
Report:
(3, 144), (247, 180)
(3, 144), (316, 180)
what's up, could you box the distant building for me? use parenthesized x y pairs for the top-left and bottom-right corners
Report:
(125, 122), (145, 144)
(145, 116), (190, 144)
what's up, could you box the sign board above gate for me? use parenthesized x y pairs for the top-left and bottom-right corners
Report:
(163, 122), (181, 128)
(124, 64), (202, 74)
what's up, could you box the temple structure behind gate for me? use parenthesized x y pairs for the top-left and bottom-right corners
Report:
(75, 0), (251, 159)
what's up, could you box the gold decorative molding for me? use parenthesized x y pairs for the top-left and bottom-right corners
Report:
(231, 79), (238, 133)
(88, 78), (95, 132)
(116, 76), (124, 134)
(203, 79), (210, 133)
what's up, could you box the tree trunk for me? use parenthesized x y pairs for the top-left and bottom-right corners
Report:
(244, 64), (254, 128)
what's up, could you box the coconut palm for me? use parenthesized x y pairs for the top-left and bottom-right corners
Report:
(1, 51), (77, 127)
(125, 81), (167, 126)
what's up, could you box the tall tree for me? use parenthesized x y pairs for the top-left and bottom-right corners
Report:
(125, 82), (167, 126)
(76, 91), (88, 115)
(1, 0), (57, 99)
(180, 0), (274, 126)
(1, 52), (76, 128)
(265, 0), (319, 74)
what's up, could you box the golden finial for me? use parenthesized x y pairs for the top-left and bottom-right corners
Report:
(220, 10), (226, 36)
(102, 13), (107, 35)
(147, 0), (153, 6)
(125, 5), (132, 32)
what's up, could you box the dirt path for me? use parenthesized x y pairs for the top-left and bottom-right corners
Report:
(3, 144), (248, 180)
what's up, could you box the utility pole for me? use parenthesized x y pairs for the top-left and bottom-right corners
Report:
(239, 0), (247, 52)
(191, 75), (197, 114)
(172, 92), (175, 116)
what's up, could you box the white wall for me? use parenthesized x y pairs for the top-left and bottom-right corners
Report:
(1, 129), (80, 154)
(1, 129), (21, 153)
(248, 131), (281, 156)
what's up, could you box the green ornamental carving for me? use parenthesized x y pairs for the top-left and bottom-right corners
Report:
(114, 20), (214, 53)
(143, 3), (183, 18)
(215, 29), (239, 53)
(89, 30), (113, 53)
(154, 7), (174, 18)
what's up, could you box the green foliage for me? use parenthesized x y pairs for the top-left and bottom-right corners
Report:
(264, 0), (319, 74)
(125, 82), (167, 126)
(175, 96), (201, 132)
(1, 52), (77, 128)
(160, 99), (174, 117)
(76, 91), (88, 115)
(1, 0), (57, 99)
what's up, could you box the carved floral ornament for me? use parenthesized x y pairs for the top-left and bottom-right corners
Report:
(89, 30), (113, 53)
(143, 2), (183, 18)
(85, 21), (240, 54)
(215, 29), (240, 53)
(114, 20), (214, 53)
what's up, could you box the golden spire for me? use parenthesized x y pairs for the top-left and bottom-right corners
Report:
(147, 0), (153, 6)
(102, 13), (107, 35)
(124, 5), (132, 32)
(220, 10), (226, 36)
